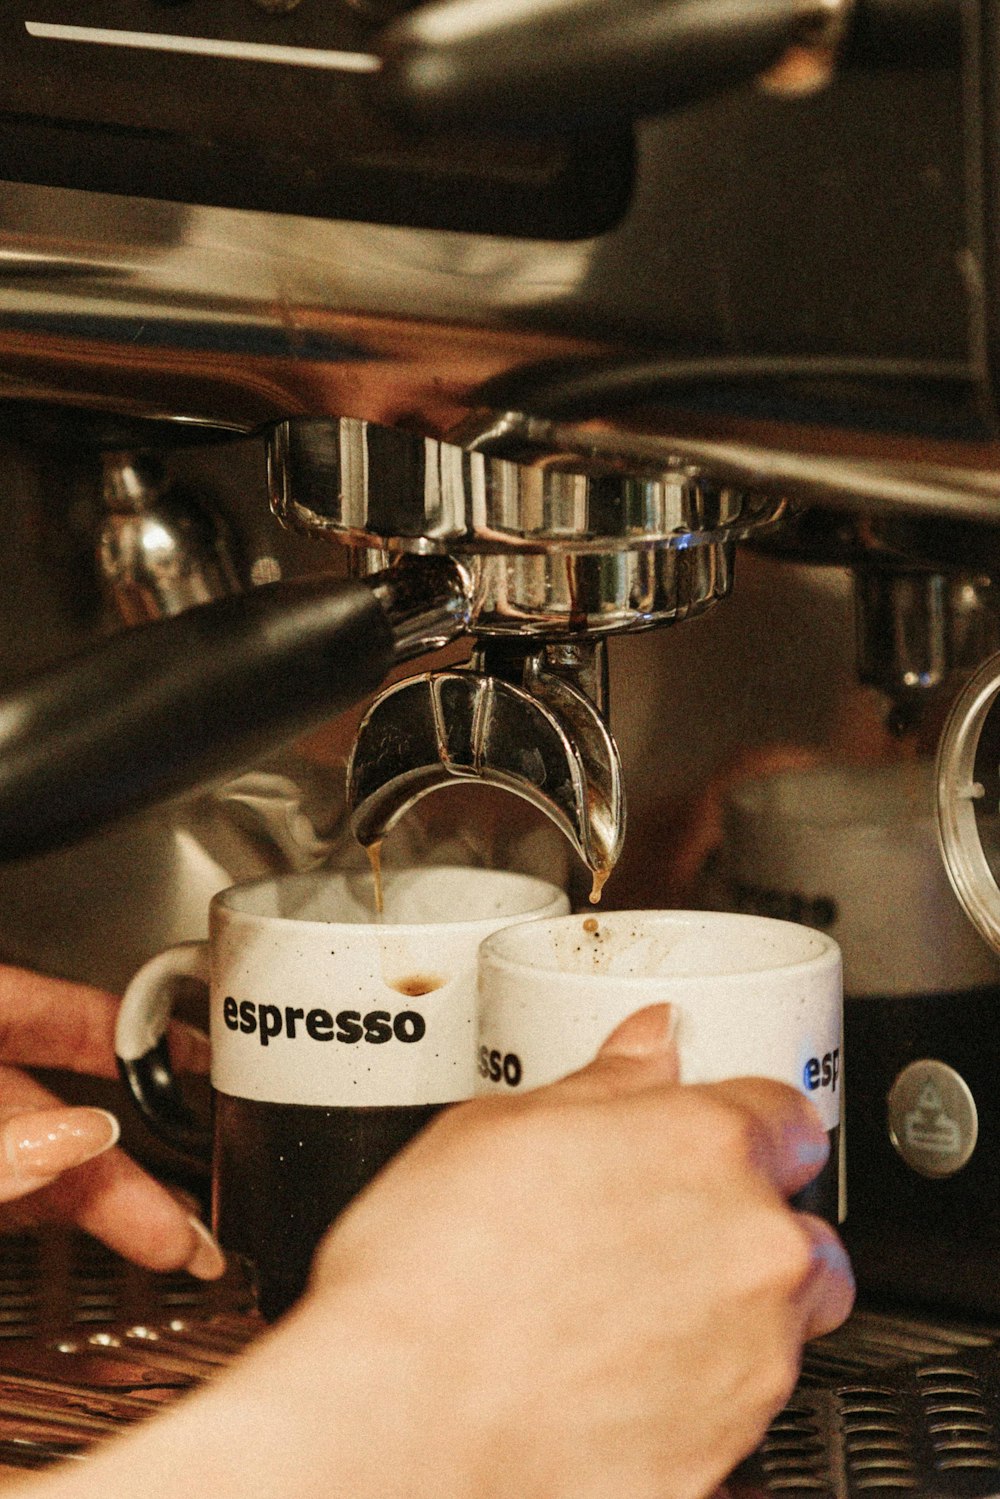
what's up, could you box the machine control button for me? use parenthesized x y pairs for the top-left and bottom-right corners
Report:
(887, 1060), (978, 1178)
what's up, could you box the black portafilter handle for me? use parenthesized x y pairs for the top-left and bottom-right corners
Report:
(376, 0), (960, 131)
(0, 557), (470, 864)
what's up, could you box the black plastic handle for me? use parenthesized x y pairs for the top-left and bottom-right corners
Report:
(119, 1032), (213, 1166)
(0, 576), (395, 863)
(379, 0), (813, 127)
(377, 0), (960, 130)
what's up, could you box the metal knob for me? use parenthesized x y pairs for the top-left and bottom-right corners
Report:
(98, 452), (242, 626)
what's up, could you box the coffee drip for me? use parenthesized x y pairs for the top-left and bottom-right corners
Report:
(391, 976), (443, 997)
(367, 841), (385, 918)
(365, 809), (609, 911)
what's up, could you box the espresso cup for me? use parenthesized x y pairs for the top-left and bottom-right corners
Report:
(478, 909), (844, 1223)
(116, 864), (568, 1319)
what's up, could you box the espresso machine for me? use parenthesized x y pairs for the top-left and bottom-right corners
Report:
(10, 0), (1000, 1490)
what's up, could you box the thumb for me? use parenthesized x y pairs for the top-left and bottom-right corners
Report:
(598, 1004), (680, 1082)
(552, 1005), (681, 1102)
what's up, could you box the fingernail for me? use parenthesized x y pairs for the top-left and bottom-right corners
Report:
(166, 1185), (203, 1217)
(600, 1004), (676, 1058)
(795, 1133), (830, 1170)
(2, 1108), (120, 1180)
(811, 1235), (854, 1282)
(186, 1217), (226, 1281)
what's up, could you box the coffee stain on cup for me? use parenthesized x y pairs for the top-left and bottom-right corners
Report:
(390, 975), (444, 996)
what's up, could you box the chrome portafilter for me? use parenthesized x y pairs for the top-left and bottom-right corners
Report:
(347, 638), (624, 902)
(269, 412), (787, 894)
(748, 506), (1000, 738)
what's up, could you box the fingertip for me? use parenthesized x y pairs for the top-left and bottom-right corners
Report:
(793, 1128), (830, 1175)
(801, 1217), (856, 1339)
(708, 1076), (831, 1198)
(67, 1156), (221, 1278)
(166, 1184), (203, 1217)
(185, 1216), (226, 1281)
(0, 1107), (121, 1187)
(787, 1103), (832, 1198)
(169, 1021), (211, 1075)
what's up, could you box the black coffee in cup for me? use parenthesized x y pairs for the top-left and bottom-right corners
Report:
(214, 1096), (443, 1320)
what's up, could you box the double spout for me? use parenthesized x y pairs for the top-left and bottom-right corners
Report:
(274, 412), (786, 894)
(347, 639), (624, 898)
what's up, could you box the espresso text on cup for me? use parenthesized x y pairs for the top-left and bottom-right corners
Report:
(803, 1048), (840, 1093)
(222, 997), (427, 1047)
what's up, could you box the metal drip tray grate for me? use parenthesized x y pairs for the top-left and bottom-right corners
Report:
(0, 1230), (251, 1342)
(734, 1310), (1000, 1499)
(0, 1229), (257, 1474)
(2, 1237), (1000, 1493)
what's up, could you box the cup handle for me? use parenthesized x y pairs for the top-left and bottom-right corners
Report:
(115, 942), (213, 1166)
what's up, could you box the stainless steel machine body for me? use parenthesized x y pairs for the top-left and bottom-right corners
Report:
(6, 2), (1000, 1494)
(0, 0), (987, 508)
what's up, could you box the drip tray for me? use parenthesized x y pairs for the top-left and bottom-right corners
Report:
(733, 1309), (1000, 1498)
(1, 1232), (1000, 1495)
(0, 1228), (257, 1475)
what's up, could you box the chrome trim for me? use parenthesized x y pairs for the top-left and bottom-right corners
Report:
(267, 415), (782, 554)
(606, 435), (1000, 527)
(21, 22), (380, 71)
(855, 571), (1000, 705)
(97, 452), (242, 626)
(366, 554), (473, 659)
(268, 415), (766, 634)
(936, 653), (1000, 956)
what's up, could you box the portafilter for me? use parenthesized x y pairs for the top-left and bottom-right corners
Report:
(0, 413), (784, 889)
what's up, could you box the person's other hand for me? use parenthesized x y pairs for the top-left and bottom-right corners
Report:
(289, 1002), (854, 1499)
(665, 744), (823, 905)
(0, 964), (223, 1280)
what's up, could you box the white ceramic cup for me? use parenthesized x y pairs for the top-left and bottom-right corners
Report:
(478, 909), (844, 1223)
(116, 864), (568, 1318)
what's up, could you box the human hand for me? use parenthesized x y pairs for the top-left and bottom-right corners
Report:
(290, 1002), (853, 1499)
(39, 1003), (851, 1499)
(0, 964), (223, 1279)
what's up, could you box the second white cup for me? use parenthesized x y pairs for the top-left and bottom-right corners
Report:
(478, 909), (844, 1223)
